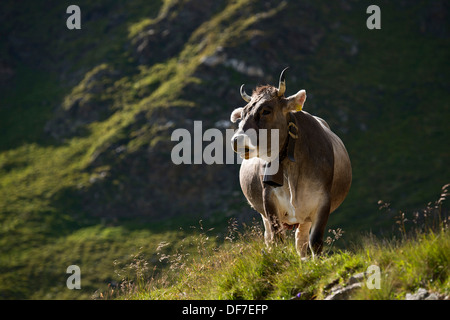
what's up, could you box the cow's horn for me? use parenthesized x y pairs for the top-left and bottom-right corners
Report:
(240, 84), (251, 102)
(277, 67), (289, 97)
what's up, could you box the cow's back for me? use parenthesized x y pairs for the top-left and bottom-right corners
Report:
(306, 112), (352, 212)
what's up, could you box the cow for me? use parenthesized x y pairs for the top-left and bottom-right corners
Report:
(230, 68), (352, 258)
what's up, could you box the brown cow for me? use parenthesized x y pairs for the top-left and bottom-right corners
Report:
(230, 68), (352, 258)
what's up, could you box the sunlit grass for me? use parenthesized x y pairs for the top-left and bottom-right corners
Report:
(108, 186), (449, 300)
(112, 227), (449, 300)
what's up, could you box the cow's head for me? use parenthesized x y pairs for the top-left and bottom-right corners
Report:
(230, 68), (306, 161)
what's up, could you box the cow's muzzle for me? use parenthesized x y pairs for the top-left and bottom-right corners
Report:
(231, 134), (256, 159)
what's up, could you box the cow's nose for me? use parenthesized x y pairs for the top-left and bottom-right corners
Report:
(231, 134), (245, 153)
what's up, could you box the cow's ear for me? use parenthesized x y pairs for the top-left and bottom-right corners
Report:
(285, 89), (306, 112)
(230, 107), (243, 123)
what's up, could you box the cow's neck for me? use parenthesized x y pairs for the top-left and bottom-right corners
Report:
(262, 112), (298, 187)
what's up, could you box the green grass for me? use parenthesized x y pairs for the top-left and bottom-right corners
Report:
(110, 185), (450, 300)
(112, 219), (449, 300)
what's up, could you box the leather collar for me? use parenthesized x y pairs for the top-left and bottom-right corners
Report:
(262, 112), (298, 187)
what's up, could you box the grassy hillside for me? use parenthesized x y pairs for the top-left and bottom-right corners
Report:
(115, 230), (449, 300)
(0, 0), (449, 299)
(107, 190), (450, 300)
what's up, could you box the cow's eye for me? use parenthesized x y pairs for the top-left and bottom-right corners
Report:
(262, 109), (271, 116)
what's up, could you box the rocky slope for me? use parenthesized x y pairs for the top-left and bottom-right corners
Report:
(6, 0), (445, 227)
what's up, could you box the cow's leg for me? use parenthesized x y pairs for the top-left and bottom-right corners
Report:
(261, 215), (274, 247)
(262, 186), (284, 245)
(295, 221), (311, 258)
(309, 196), (331, 258)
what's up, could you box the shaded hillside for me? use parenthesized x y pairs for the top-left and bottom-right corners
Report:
(0, 0), (449, 299)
